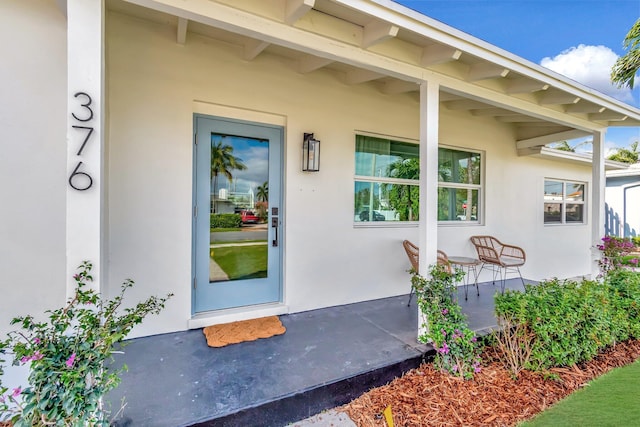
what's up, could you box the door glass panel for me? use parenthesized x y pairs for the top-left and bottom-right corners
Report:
(209, 134), (269, 283)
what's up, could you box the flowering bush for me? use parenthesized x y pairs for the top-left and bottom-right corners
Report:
(0, 262), (172, 426)
(597, 236), (638, 274)
(411, 264), (482, 380)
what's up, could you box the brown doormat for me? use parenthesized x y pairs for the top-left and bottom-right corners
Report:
(203, 316), (286, 348)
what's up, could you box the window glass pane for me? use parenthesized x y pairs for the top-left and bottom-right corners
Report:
(566, 183), (584, 201)
(438, 188), (479, 221)
(354, 181), (419, 222)
(544, 181), (564, 201)
(355, 135), (419, 179)
(438, 148), (481, 185)
(544, 203), (562, 223)
(565, 204), (584, 223)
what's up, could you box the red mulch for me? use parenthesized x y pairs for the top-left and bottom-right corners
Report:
(341, 339), (640, 426)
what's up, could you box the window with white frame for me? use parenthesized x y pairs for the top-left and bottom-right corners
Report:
(544, 179), (586, 224)
(354, 135), (419, 222)
(437, 147), (482, 222)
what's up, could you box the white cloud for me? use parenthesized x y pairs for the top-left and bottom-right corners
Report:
(540, 44), (634, 103)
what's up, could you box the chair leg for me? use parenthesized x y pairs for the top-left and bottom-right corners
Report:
(407, 287), (414, 307)
(517, 267), (525, 287)
(472, 265), (480, 297)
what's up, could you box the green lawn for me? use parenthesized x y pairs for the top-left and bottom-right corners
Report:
(212, 245), (267, 280)
(521, 359), (640, 426)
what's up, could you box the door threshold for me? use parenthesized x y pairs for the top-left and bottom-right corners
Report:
(188, 303), (289, 329)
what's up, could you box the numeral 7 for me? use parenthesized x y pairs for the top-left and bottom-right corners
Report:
(72, 125), (94, 156)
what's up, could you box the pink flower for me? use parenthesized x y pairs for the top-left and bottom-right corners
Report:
(20, 351), (44, 364)
(65, 353), (76, 368)
(441, 308), (448, 315)
(438, 342), (450, 354)
(11, 387), (21, 398)
(33, 337), (41, 344)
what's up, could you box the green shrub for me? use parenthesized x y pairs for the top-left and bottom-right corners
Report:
(495, 272), (640, 373)
(607, 269), (640, 339)
(412, 264), (482, 379)
(0, 262), (172, 426)
(210, 213), (241, 229)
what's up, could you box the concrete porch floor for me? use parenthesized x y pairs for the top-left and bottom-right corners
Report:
(107, 278), (530, 427)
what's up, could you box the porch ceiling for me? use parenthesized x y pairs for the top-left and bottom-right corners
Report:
(109, 0), (640, 153)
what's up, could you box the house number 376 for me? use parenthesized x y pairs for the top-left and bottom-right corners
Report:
(68, 92), (94, 191)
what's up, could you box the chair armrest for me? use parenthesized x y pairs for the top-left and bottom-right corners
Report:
(500, 243), (526, 261)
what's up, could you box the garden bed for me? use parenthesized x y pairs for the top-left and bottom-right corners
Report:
(341, 339), (640, 426)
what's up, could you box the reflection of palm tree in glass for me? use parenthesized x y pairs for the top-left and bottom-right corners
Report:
(211, 140), (247, 213)
(256, 181), (269, 202)
(387, 158), (419, 221)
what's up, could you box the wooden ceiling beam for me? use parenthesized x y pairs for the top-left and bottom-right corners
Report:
(506, 78), (549, 94)
(421, 44), (462, 66)
(565, 102), (606, 114)
(539, 91), (581, 105)
(362, 20), (399, 48)
(589, 111), (628, 121)
(298, 55), (333, 73)
(470, 107), (521, 116)
(467, 63), (510, 82)
(380, 80), (418, 95)
(516, 129), (590, 149)
(285, 0), (315, 25)
(496, 115), (546, 123)
(243, 39), (270, 61)
(177, 17), (188, 45)
(345, 69), (385, 84)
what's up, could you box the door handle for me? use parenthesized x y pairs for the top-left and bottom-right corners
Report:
(272, 216), (278, 247)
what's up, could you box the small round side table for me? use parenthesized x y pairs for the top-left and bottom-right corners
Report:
(447, 256), (481, 300)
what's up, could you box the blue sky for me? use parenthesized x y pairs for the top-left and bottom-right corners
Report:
(395, 0), (640, 154)
(211, 135), (268, 196)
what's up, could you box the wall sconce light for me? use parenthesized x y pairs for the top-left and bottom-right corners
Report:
(302, 133), (320, 172)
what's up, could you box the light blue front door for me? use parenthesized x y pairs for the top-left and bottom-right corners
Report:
(193, 115), (283, 313)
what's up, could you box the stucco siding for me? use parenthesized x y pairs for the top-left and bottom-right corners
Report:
(105, 11), (594, 336)
(0, 0), (67, 336)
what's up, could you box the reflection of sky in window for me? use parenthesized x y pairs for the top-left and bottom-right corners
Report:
(211, 134), (269, 194)
(544, 181), (562, 195)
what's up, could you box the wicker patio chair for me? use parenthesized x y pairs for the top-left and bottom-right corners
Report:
(402, 240), (450, 306)
(469, 235), (526, 293)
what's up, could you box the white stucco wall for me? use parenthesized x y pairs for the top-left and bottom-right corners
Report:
(105, 11), (596, 337)
(606, 175), (640, 236)
(0, 0), (67, 336)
